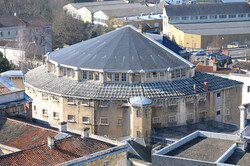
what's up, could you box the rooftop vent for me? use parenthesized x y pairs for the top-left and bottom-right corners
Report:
(47, 136), (55, 149)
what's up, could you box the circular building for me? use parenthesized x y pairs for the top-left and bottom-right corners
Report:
(25, 25), (242, 141)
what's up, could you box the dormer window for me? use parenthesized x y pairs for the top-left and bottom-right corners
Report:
(67, 68), (72, 77)
(121, 73), (127, 82)
(146, 73), (151, 81)
(115, 73), (119, 82)
(95, 72), (99, 80)
(83, 71), (87, 79)
(153, 72), (157, 80)
(106, 73), (112, 81)
(89, 71), (93, 80)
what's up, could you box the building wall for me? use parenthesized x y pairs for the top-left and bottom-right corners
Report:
(63, 4), (78, 19)
(93, 11), (109, 26)
(0, 91), (24, 104)
(0, 47), (24, 66)
(77, 7), (93, 23)
(82, 150), (127, 166)
(26, 85), (242, 140)
(0, 26), (25, 40)
(0, 103), (25, 117)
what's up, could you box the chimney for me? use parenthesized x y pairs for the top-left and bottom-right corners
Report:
(47, 136), (55, 149)
(239, 104), (249, 131)
(204, 82), (208, 91)
(213, 61), (218, 71)
(58, 121), (67, 132)
(193, 84), (197, 92)
(138, 24), (142, 33)
(81, 128), (90, 138)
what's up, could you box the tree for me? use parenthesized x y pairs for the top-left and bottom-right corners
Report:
(0, 51), (11, 73)
(52, 11), (93, 48)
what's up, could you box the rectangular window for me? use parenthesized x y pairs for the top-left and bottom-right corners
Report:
(53, 112), (59, 119)
(160, 72), (164, 80)
(136, 130), (140, 137)
(171, 71), (175, 79)
(34, 105), (37, 111)
(72, 70), (75, 78)
(187, 113), (193, 120)
(168, 116), (177, 123)
(153, 72), (157, 80)
(42, 93), (48, 99)
(88, 71), (93, 80)
(100, 117), (108, 125)
(8, 31), (10, 35)
(115, 73), (119, 82)
(181, 16), (188, 20)
(117, 119), (122, 125)
(121, 73), (127, 82)
(153, 117), (160, 124)
(0, 31), (2, 37)
(42, 109), (48, 116)
(176, 69), (181, 78)
(82, 99), (89, 106)
(146, 73), (151, 81)
(219, 15), (227, 19)
(63, 68), (67, 76)
(100, 101), (108, 107)
(248, 13), (250, 17)
(67, 98), (74, 104)
(209, 15), (217, 19)
(53, 96), (59, 102)
(200, 15), (208, 20)
(104, 161), (110, 166)
(228, 14), (236, 18)
(238, 14), (246, 18)
(154, 22), (159, 27)
(181, 69), (186, 77)
(248, 86), (250, 92)
(83, 117), (89, 123)
(174, 16), (180, 20)
(190, 16), (198, 20)
(68, 115), (75, 122)
(136, 108), (141, 117)
(67, 68), (72, 77)
(106, 73), (112, 81)
(95, 72), (99, 80)
(217, 92), (221, 97)
(83, 71), (87, 79)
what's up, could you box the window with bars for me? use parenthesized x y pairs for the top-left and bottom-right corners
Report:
(115, 73), (120, 81)
(88, 71), (93, 80)
(82, 117), (89, 123)
(83, 71), (87, 79)
(106, 73), (112, 81)
(67, 68), (72, 77)
(146, 73), (151, 81)
(100, 117), (108, 125)
(95, 72), (99, 80)
(68, 115), (75, 122)
(121, 73), (127, 82)
(153, 117), (160, 124)
(168, 116), (177, 123)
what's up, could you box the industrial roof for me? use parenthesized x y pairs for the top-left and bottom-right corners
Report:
(0, 116), (58, 150)
(172, 21), (250, 35)
(0, 76), (20, 94)
(25, 65), (242, 100)
(0, 136), (115, 166)
(164, 2), (250, 17)
(69, 0), (126, 10)
(0, 70), (26, 77)
(47, 25), (192, 72)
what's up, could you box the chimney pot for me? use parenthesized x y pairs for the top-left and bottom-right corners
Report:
(81, 128), (90, 138)
(47, 136), (55, 149)
(193, 84), (197, 92)
(204, 82), (208, 91)
(58, 121), (67, 132)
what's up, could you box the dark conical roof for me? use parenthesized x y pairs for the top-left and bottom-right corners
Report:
(48, 25), (193, 72)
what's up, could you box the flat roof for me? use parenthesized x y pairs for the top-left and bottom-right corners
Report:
(172, 21), (250, 35)
(225, 148), (250, 166)
(166, 137), (234, 162)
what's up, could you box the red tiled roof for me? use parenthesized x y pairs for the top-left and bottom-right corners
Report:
(195, 64), (238, 74)
(0, 83), (10, 94)
(0, 116), (58, 150)
(0, 136), (115, 166)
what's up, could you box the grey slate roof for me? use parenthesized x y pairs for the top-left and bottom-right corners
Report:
(164, 2), (250, 17)
(25, 65), (242, 100)
(172, 21), (250, 35)
(48, 25), (192, 72)
(129, 96), (152, 107)
(69, 1), (126, 10)
(0, 16), (25, 28)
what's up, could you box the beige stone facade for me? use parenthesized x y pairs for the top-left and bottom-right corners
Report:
(26, 84), (242, 141)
